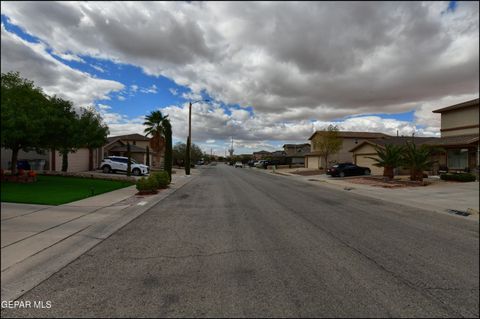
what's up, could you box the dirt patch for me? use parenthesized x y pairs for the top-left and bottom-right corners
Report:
(347, 177), (429, 188)
(290, 170), (325, 176)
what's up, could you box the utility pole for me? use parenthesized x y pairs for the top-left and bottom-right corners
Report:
(186, 101), (192, 175)
(228, 136), (234, 158)
(185, 99), (209, 175)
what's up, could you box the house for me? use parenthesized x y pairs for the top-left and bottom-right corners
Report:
(1, 133), (163, 173)
(349, 136), (439, 175)
(305, 131), (390, 169)
(253, 150), (271, 161)
(103, 133), (161, 168)
(432, 98), (479, 175)
(283, 143), (311, 165)
(349, 98), (479, 176)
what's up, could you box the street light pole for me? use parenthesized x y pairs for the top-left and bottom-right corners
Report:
(185, 99), (209, 175)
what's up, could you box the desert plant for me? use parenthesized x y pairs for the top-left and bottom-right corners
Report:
(136, 176), (157, 192)
(402, 141), (437, 182)
(367, 144), (404, 180)
(151, 171), (170, 189)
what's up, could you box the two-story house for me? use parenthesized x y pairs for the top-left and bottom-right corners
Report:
(283, 143), (311, 165)
(431, 98), (479, 175)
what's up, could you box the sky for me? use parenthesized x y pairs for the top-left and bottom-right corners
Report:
(1, 1), (478, 156)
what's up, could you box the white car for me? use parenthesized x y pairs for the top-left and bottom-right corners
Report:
(100, 156), (149, 176)
(234, 161), (243, 168)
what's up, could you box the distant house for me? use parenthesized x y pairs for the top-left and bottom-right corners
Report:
(253, 150), (271, 161)
(305, 131), (390, 169)
(283, 143), (311, 165)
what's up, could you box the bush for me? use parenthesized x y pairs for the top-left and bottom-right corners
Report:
(136, 176), (158, 192)
(440, 173), (476, 182)
(151, 171), (170, 189)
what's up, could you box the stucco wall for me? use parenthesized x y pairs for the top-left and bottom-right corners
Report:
(54, 149), (90, 172)
(441, 105), (479, 137)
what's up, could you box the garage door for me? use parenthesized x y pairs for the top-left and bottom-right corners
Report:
(355, 155), (383, 175)
(307, 156), (320, 169)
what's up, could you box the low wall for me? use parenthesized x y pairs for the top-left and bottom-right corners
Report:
(39, 170), (137, 182)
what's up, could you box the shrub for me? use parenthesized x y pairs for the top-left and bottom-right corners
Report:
(136, 176), (158, 192)
(28, 170), (37, 177)
(151, 171), (170, 189)
(440, 173), (476, 182)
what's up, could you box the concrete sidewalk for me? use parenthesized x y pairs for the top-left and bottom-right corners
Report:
(1, 168), (201, 302)
(257, 167), (479, 221)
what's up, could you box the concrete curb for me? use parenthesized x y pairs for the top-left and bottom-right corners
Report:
(1, 173), (199, 302)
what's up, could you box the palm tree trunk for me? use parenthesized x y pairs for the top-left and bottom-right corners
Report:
(383, 166), (394, 180)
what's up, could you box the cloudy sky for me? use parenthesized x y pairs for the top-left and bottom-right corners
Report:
(1, 1), (478, 155)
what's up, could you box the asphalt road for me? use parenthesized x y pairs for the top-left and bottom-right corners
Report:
(3, 164), (479, 318)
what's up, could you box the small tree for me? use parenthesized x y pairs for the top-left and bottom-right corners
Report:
(77, 107), (109, 171)
(126, 142), (132, 177)
(367, 144), (404, 180)
(163, 119), (173, 181)
(312, 125), (343, 169)
(402, 141), (437, 182)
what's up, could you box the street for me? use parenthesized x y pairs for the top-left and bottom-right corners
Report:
(3, 164), (479, 318)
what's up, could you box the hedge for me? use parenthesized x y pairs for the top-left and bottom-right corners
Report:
(151, 171), (170, 189)
(440, 173), (477, 182)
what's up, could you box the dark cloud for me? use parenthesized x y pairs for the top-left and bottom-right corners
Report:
(1, 1), (478, 148)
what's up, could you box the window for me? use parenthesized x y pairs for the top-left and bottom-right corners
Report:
(447, 149), (468, 169)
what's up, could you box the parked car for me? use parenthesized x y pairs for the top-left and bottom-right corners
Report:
(234, 161), (243, 168)
(326, 163), (371, 177)
(100, 156), (149, 176)
(259, 159), (284, 169)
(255, 160), (267, 168)
(247, 160), (256, 167)
(196, 160), (205, 165)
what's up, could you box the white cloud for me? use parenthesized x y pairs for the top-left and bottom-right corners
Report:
(140, 84), (157, 94)
(91, 64), (105, 73)
(169, 88), (178, 95)
(97, 103), (112, 110)
(0, 24), (124, 107)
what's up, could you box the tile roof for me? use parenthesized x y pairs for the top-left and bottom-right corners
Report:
(109, 145), (148, 153)
(349, 134), (479, 152)
(432, 98), (479, 113)
(308, 131), (390, 140)
(107, 133), (150, 143)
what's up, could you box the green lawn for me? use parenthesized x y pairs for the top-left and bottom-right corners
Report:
(1, 175), (135, 205)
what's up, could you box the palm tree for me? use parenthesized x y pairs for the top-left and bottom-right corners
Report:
(366, 144), (404, 180)
(402, 141), (437, 182)
(143, 111), (172, 179)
